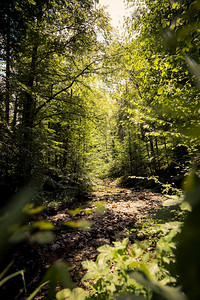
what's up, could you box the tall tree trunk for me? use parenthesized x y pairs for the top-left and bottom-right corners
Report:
(5, 4), (10, 124)
(18, 45), (38, 185)
(12, 96), (18, 130)
(150, 137), (156, 172)
(155, 136), (160, 170)
(128, 131), (133, 175)
(146, 137), (150, 158)
(163, 136), (169, 164)
(23, 45), (38, 127)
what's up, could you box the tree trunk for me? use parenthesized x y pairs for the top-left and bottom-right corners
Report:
(5, 4), (10, 124)
(155, 136), (160, 170)
(17, 45), (38, 185)
(146, 137), (150, 158)
(23, 45), (38, 128)
(12, 96), (18, 129)
(128, 131), (133, 175)
(150, 137), (156, 171)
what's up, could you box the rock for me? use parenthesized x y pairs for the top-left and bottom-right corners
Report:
(52, 243), (60, 250)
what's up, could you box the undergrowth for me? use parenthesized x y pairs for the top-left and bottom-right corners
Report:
(56, 193), (190, 300)
(0, 181), (193, 300)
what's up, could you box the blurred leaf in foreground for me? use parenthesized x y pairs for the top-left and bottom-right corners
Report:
(42, 261), (74, 300)
(56, 287), (89, 300)
(0, 186), (37, 257)
(177, 173), (200, 300)
(64, 220), (91, 229)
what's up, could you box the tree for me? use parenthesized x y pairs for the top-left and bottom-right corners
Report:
(0, 0), (111, 194)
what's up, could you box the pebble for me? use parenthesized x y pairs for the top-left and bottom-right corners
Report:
(52, 243), (60, 250)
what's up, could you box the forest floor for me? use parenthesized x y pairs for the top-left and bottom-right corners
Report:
(46, 180), (165, 280)
(3, 180), (172, 299)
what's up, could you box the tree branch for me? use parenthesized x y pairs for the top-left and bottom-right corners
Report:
(33, 61), (95, 117)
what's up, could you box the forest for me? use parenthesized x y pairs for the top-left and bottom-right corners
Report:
(0, 0), (200, 299)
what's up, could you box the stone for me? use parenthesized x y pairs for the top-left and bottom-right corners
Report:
(52, 243), (60, 250)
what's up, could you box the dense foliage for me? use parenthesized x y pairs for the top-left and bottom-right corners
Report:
(1, 0), (200, 299)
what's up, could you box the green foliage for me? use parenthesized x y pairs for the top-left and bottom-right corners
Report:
(78, 193), (190, 300)
(128, 271), (186, 300)
(81, 220), (183, 300)
(56, 287), (89, 300)
(1, 0), (200, 299)
(82, 238), (145, 299)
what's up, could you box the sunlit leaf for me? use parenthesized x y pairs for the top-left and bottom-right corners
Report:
(23, 204), (45, 214)
(64, 220), (91, 229)
(180, 201), (191, 212)
(67, 208), (82, 215)
(27, 0), (36, 5)
(157, 87), (164, 95)
(33, 221), (54, 230)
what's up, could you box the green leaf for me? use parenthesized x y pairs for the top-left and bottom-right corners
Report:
(180, 201), (191, 212)
(64, 220), (91, 229)
(157, 87), (164, 95)
(30, 231), (54, 244)
(78, 220), (91, 229)
(43, 261), (74, 300)
(177, 179), (200, 300)
(9, 230), (28, 243)
(97, 244), (113, 253)
(33, 221), (54, 230)
(56, 288), (89, 300)
(27, 281), (49, 300)
(82, 259), (110, 280)
(27, 0), (36, 4)
(0, 269), (25, 287)
(67, 208), (82, 215)
(0, 261), (14, 280)
(23, 204), (44, 214)
(95, 203), (106, 214)
(172, 2), (180, 9)
(185, 55), (200, 88)
(113, 237), (129, 249)
(0, 186), (37, 254)
(129, 271), (187, 300)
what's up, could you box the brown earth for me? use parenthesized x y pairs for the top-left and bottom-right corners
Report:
(2, 181), (167, 299)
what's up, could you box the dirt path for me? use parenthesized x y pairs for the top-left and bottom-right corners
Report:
(5, 181), (167, 299)
(43, 182), (165, 285)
